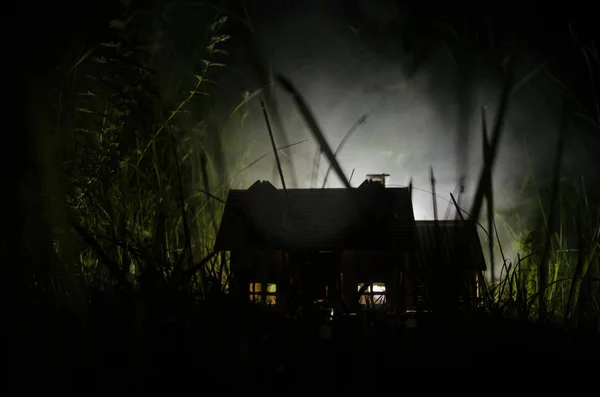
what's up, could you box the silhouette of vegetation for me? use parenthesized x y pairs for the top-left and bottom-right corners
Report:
(14, 0), (600, 391)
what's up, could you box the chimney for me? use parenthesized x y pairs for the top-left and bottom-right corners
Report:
(366, 173), (390, 187)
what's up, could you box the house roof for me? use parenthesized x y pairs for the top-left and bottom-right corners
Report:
(414, 220), (487, 271)
(214, 180), (415, 251)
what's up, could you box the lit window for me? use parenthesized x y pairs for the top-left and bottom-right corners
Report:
(249, 282), (276, 305)
(358, 282), (386, 306)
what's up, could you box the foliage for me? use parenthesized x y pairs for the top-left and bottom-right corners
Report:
(19, 0), (600, 337)
(488, 175), (600, 331)
(49, 2), (235, 308)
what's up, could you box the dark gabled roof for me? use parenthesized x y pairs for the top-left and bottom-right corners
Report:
(414, 220), (487, 271)
(214, 180), (415, 251)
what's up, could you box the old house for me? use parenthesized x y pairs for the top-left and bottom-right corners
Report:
(411, 220), (486, 311)
(214, 175), (486, 314)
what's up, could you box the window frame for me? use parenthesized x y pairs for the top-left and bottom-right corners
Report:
(249, 282), (277, 305)
(358, 282), (387, 308)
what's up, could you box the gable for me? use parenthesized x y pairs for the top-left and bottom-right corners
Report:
(414, 220), (487, 271)
(214, 181), (415, 251)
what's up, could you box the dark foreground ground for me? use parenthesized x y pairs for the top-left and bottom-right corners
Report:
(13, 300), (600, 395)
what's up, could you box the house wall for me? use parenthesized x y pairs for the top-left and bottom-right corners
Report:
(228, 247), (485, 314)
(409, 267), (482, 310)
(288, 251), (340, 307)
(463, 270), (483, 307)
(340, 250), (409, 312)
(230, 249), (288, 310)
(361, 250), (405, 309)
(340, 250), (358, 312)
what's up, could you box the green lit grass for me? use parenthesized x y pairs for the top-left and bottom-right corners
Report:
(18, 0), (600, 362)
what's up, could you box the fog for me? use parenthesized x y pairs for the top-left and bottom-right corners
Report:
(216, 2), (595, 206)
(143, 0), (599, 268)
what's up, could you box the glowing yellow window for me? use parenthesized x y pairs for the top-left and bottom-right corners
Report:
(358, 282), (386, 306)
(249, 282), (276, 305)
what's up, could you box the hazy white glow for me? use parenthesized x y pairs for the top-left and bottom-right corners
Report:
(358, 282), (386, 292)
(358, 282), (386, 305)
(208, 1), (596, 283)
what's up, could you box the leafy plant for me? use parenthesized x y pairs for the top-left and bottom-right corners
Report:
(45, 2), (238, 312)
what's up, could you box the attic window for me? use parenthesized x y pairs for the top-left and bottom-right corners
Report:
(249, 282), (276, 305)
(358, 282), (386, 306)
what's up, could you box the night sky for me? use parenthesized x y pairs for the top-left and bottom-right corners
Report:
(15, 0), (599, 232)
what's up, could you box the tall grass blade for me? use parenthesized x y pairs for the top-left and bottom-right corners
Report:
(200, 152), (219, 234)
(444, 177), (464, 220)
(248, 47), (299, 188)
(469, 59), (515, 223)
(260, 98), (289, 210)
(456, 54), (473, 185)
(236, 139), (308, 176)
(482, 106), (495, 280)
(430, 167), (438, 222)
(322, 114), (367, 188)
(455, 177), (466, 219)
(71, 221), (133, 294)
(311, 146), (322, 188)
(195, 188), (226, 204)
(277, 75), (351, 189)
(169, 125), (194, 284)
(538, 99), (568, 321)
(566, 203), (585, 326)
(450, 193), (465, 222)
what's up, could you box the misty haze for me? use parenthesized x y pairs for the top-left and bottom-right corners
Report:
(13, 0), (600, 384)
